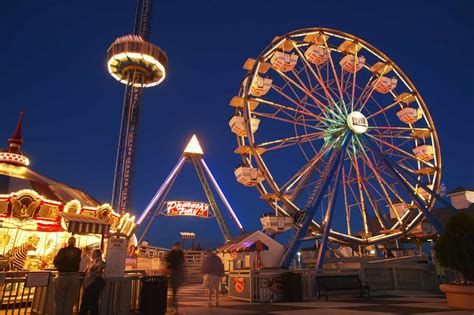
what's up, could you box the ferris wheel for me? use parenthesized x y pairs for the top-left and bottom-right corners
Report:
(229, 28), (444, 268)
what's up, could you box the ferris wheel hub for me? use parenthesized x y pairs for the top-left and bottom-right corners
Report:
(347, 111), (368, 134)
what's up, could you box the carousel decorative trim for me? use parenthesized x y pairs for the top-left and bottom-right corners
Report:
(0, 152), (30, 166)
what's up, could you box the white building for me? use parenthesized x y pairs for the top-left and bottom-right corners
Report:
(217, 230), (283, 271)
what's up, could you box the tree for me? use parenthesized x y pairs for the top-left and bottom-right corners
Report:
(434, 212), (474, 282)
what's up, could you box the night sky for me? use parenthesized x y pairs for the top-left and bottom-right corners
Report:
(1, 0), (473, 248)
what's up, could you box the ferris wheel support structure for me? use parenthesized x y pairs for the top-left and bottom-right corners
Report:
(277, 135), (349, 268)
(367, 140), (445, 233)
(229, 27), (453, 269)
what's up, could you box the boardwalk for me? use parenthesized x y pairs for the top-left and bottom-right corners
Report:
(174, 284), (471, 315)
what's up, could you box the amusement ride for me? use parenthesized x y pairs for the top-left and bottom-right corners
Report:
(230, 28), (450, 269)
(107, 0), (167, 214)
(136, 135), (244, 243)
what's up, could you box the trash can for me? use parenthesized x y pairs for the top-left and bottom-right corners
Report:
(140, 276), (169, 315)
(282, 272), (303, 302)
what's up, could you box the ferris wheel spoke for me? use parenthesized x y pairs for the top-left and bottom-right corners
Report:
(376, 163), (422, 203)
(321, 36), (345, 103)
(365, 147), (425, 212)
(302, 62), (316, 91)
(350, 50), (359, 112)
(274, 68), (337, 117)
(291, 42), (338, 110)
(355, 79), (380, 113)
(253, 111), (326, 131)
(290, 66), (318, 100)
(368, 126), (431, 132)
(366, 99), (405, 119)
(345, 178), (365, 229)
(359, 171), (387, 230)
(364, 133), (435, 168)
(253, 96), (324, 121)
(257, 131), (327, 152)
(271, 84), (328, 120)
(299, 114), (320, 154)
(354, 138), (403, 225)
(282, 143), (333, 192)
(342, 165), (352, 235)
(358, 72), (392, 113)
(369, 129), (412, 140)
(349, 152), (369, 234)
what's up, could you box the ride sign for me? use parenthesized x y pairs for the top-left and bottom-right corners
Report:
(166, 201), (209, 218)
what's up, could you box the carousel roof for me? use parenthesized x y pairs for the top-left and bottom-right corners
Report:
(0, 162), (100, 207)
(0, 113), (100, 207)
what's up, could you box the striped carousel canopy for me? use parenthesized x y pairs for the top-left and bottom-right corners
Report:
(0, 162), (99, 207)
(218, 231), (270, 253)
(58, 212), (110, 234)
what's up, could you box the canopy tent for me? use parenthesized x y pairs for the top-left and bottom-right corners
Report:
(217, 230), (283, 269)
(58, 212), (110, 235)
(0, 162), (100, 207)
(219, 240), (269, 253)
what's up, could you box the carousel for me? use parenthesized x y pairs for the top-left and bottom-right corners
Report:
(0, 113), (136, 271)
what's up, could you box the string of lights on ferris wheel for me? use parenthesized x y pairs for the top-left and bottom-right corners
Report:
(229, 28), (445, 269)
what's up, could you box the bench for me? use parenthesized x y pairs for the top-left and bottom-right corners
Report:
(315, 275), (370, 301)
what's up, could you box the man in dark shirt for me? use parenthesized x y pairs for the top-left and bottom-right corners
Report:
(166, 242), (184, 312)
(54, 236), (82, 315)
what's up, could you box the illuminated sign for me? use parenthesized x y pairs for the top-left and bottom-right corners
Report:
(228, 275), (250, 300)
(347, 111), (368, 134)
(234, 277), (245, 293)
(166, 201), (209, 218)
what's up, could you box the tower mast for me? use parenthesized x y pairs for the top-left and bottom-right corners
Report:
(108, 0), (167, 214)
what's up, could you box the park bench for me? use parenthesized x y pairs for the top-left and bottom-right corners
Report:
(315, 275), (370, 301)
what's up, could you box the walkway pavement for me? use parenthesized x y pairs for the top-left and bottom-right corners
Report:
(173, 284), (471, 315)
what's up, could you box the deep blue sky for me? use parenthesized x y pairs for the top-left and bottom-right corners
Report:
(1, 0), (473, 248)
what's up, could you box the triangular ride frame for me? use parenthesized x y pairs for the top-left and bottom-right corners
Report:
(136, 135), (244, 243)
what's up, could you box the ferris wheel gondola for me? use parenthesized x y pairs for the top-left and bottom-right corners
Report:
(229, 28), (443, 266)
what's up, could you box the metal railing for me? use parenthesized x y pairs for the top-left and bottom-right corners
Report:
(0, 271), (158, 315)
(227, 269), (284, 303)
(1, 271), (80, 315)
(299, 263), (440, 300)
(251, 270), (284, 302)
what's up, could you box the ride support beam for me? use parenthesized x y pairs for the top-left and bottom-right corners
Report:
(315, 155), (344, 270)
(190, 155), (231, 242)
(277, 135), (350, 268)
(137, 157), (186, 225)
(137, 166), (180, 244)
(367, 139), (444, 234)
(394, 165), (455, 211)
(200, 158), (245, 233)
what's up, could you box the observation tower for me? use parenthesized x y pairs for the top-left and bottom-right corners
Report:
(107, 0), (168, 214)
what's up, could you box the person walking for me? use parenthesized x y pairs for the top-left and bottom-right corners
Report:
(53, 236), (82, 315)
(201, 249), (224, 307)
(166, 242), (184, 312)
(79, 249), (106, 315)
